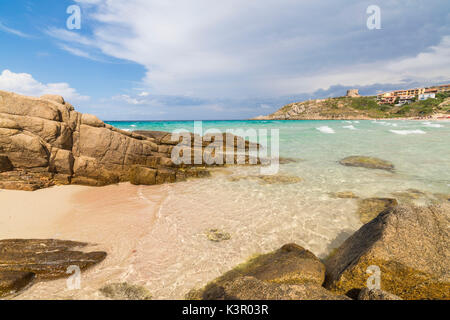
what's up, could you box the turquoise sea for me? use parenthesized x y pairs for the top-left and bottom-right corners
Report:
(107, 119), (450, 193)
(95, 119), (450, 299)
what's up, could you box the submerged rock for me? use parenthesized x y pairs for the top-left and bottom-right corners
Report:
(0, 270), (35, 298)
(99, 282), (152, 300)
(339, 156), (394, 171)
(325, 204), (450, 300)
(357, 198), (398, 223)
(358, 288), (402, 300)
(229, 174), (302, 185)
(330, 191), (359, 199)
(206, 229), (231, 242)
(200, 276), (350, 300)
(0, 239), (106, 297)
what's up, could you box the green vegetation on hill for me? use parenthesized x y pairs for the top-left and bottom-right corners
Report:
(268, 92), (450, 120)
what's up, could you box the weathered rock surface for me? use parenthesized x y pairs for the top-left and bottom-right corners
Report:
(188, 243), (338, 300)
(0, 239), (106, 298)
(0, 155), (13, 172)
(99, 282), (152, 300)
(197, 276), (350, 300)
(339, 156), (394, 171)
(357, 198), (398, 223)
(0, 90), (258, 190)
(0, 270), (35, 298)
(358, 288), (402, 300)
(324, 204), (450, 300)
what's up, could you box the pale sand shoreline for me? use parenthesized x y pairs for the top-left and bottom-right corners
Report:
(0, 183), (170, 299)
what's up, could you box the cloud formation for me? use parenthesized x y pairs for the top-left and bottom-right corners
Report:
(0, 70), (89, 101)
(53, 0), (449, 101)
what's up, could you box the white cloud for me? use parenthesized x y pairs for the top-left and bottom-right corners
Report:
(271, 36), (450, 95)
(0, 22), (30, 38)
(51, 0), (450, 100)
(0, 70), (89, 101)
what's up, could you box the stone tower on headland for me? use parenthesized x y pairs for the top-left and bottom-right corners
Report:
(346, 89), (360, 97)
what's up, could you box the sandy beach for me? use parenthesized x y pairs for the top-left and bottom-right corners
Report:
(0, 183), (169, 299)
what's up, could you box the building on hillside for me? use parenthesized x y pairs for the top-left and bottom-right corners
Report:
(376, 83), (449, 105)
(397, 95), (415, 105)
(418, 93), (436, 101)
(428, 84), (450, 93)
(346, 89), (360, 97)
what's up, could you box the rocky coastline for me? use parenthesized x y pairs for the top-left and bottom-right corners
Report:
(0, 90), (449, 300)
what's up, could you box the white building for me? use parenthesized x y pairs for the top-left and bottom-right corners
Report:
(418, 93), (436, 101)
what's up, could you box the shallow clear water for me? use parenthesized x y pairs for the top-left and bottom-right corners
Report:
(107, 119), (450, 193)
(16, 120), (449, 300)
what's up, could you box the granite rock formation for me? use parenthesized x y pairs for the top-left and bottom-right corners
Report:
(324, 204), (450, 300)
(0, 90), (259, 190)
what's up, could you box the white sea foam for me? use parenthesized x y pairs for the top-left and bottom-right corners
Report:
(130, 125), (137, 127)
(343, 125), (357, 130)
(389, 129), (426, 135)
(422, 122), (443, 128)
(316, 126), (335, 134)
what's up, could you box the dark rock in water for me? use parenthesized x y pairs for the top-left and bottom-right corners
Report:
(0, 270), (35, 297)
(339, 156), (394, 171)
(206, 229), (231, 242)
(0, 239), (107, 297)
(329, 191), (359, 199)
(0, 155), (13, 173)
(358, 288), (402, 300)
(199, 276), (350, 300)
(188, 243), (328, 300)
(278, 157), (303, 164)
(99, 282), (152, 300)
(229, 174), (302, 185)
(325, 204), (450, 300)
(357, 198), (398, 223)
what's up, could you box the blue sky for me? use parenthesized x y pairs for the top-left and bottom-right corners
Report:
(0, 0), (449, 120)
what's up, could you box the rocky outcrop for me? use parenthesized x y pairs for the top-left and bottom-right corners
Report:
(0, 239), (106, 297)
(324, 204), (450, 300)
(187, 243), (351, 300)
(339, 156), (394, 171)
(0, 90), (258, 190)
(198, 276), (350, 300)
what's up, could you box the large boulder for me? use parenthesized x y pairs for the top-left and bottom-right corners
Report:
(324, 204), (450, 299)
(339, 156), (394, 171)
(188, 243), (331, 300)
(0, 90), (259, 190)
(199, 276), (350, 300)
